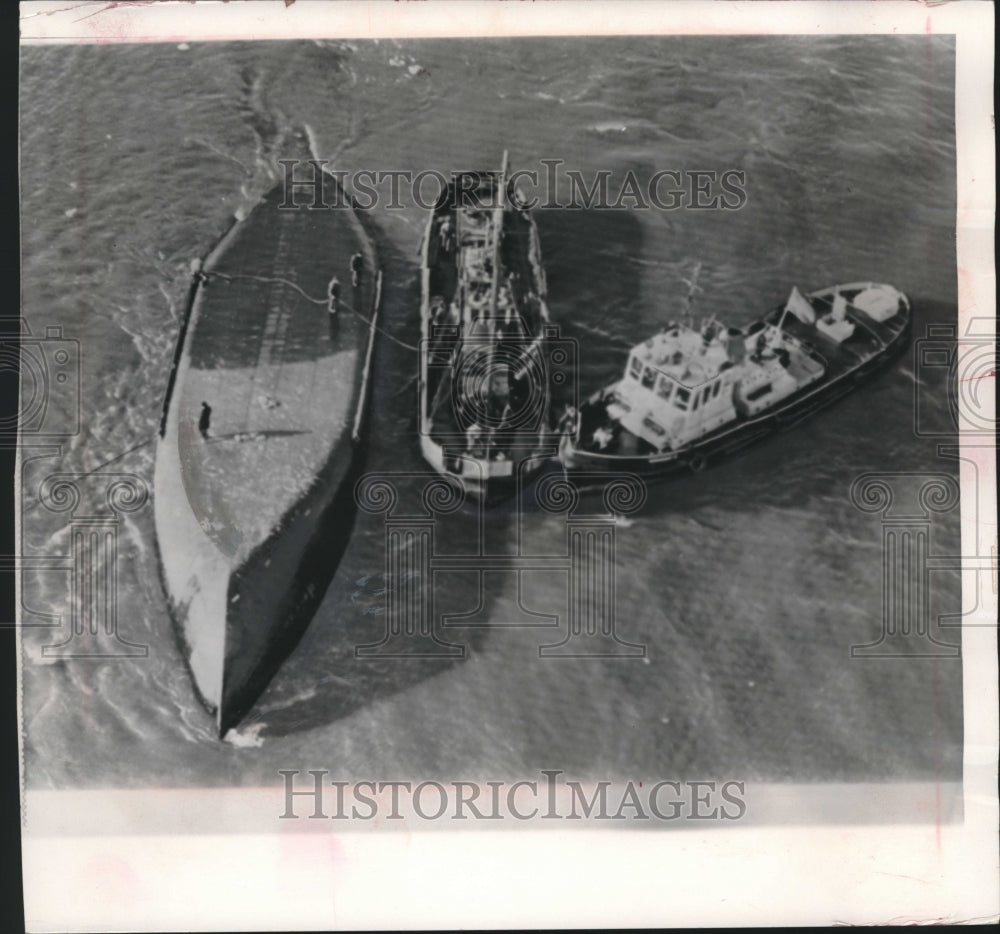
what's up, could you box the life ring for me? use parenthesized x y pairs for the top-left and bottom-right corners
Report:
(688, 453), (707, 473)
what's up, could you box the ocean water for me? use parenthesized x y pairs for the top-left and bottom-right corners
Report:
(18, 35), (962, 789)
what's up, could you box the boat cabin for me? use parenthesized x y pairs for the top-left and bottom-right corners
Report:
(608, 322), (741, 452)
(604, 290), (829, 452)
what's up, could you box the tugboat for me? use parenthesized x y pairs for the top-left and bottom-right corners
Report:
(418, 151), (555, 503)
(558, 281), (911, 477)
(154, 172), (380, 736)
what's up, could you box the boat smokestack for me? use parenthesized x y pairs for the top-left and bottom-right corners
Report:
(725, 327), (746, 364)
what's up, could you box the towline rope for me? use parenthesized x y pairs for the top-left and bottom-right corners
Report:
(20, 436), (157, 516)
(197, 270), (420, 352)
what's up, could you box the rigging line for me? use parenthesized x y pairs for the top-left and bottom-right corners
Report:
(349, 308), (421, 353)
(20, 436), (156, 516)
(389, 373), (418, 398)
(199, 271), (326, 304)
(198, 270), (421, 352)
(79, 436), (157, 477)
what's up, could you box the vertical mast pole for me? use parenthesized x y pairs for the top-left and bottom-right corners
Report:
(483, 151), (509, 464)
(488, 149), (509, 321)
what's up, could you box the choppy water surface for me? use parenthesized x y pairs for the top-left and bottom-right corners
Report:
(19, 36), (961, 788)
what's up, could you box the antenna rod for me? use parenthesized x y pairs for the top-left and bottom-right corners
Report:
(682, 261), (702, 325)
(487, 149), (509, 321)
(481, 151), (510, 465)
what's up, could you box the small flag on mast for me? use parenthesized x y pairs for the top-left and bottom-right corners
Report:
(785, 286), (816, 324)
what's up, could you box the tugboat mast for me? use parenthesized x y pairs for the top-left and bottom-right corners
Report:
(488, 149), (509, 320)
(680, 261), (702, 328)
(483, 150), (509, 460)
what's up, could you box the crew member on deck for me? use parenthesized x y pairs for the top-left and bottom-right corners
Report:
(350, 252), (364, 287)
(592, 426), (613, 450)
(198, 401), (212, 440)
(191, 258), (210, 287)
(327, 276), (341, 317)
(439, 218), (454, 253)
(466, 422), (484, 458)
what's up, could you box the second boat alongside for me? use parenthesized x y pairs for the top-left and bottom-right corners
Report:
(418, 151), (555, 503)
(558, 281), (912, 477)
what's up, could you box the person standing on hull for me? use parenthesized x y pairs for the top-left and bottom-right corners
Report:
(438, 217), (454, 255)
(198, 401), (212, 440)
(327, 275), (340, 316)
(350, 251), (364, 288)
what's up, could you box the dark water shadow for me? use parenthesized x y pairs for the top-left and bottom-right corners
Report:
(535, 204), (646, 399)
(506, 206), (647, 522)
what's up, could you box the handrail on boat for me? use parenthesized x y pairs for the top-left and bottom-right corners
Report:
(158, 216), (242, 439)
(352, 267), (383, 443)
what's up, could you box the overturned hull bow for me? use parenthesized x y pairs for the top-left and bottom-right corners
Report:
(154, 176), (380, 736)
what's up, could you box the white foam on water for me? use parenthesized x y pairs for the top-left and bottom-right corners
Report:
(224, 722), (267, 748)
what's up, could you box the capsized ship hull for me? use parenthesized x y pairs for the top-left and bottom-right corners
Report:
(559, 282), (912, 478)
(154, 176), (379, 736)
